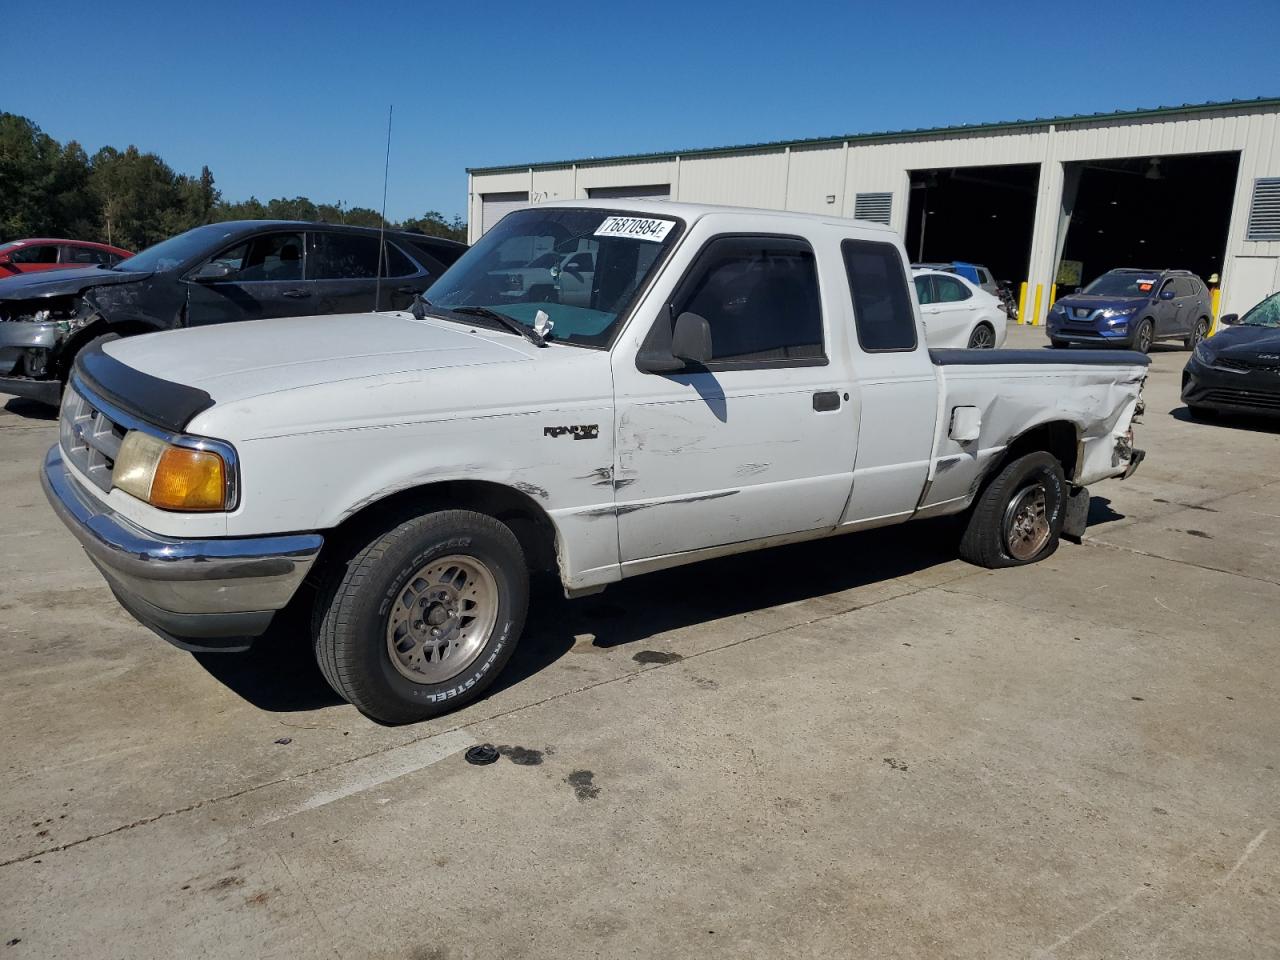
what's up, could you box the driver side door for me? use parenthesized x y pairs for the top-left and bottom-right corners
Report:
(185, 231), (314, 326)
(610, 232), (858, 566)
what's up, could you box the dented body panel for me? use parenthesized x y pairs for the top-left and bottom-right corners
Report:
(43, 200), (1147, 643)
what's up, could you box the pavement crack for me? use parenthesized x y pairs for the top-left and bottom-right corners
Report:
(1084, 537), (1280, 588)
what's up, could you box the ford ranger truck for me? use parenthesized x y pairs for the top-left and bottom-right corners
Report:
(42, 201), (1147, 724)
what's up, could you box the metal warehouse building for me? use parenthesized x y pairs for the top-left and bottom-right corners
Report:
(467, 97), (1280, 324)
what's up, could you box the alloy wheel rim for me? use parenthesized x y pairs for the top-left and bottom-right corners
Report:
(1003, 483), (1051, 561)
(970, 326), (994, 348)
(1137, 323), (1152, 352)
(385, 555), (499, 684)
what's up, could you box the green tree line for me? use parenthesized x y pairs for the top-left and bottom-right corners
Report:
(0, 112), (466, 252)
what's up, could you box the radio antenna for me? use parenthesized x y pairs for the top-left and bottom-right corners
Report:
(374, 104), (393, 312)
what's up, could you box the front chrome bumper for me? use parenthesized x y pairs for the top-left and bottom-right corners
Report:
(41, 445), (323, 652)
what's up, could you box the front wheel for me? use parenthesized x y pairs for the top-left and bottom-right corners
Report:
(313, 510), (529, 724)
(959, 452), (1067, 568)
(1133, 318), (1155, 354)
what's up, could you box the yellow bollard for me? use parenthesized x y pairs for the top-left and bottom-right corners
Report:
(1210, 287), (1222, 335)
(1032, 284), (1044, 327)
(1018, 282), (1028, 326)
(1050, 284), (1057, 309)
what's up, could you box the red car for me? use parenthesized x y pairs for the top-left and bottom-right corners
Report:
(0, 238), (133, 275)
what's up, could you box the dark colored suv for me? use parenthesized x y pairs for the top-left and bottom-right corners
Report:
(0, 221), (466, 405)
(1047, 268), (1213, 352)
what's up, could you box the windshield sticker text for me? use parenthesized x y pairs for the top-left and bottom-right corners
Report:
(593, 217), (675, 243)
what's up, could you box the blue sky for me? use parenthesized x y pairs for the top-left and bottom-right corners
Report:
(5, 0), (1276, 223)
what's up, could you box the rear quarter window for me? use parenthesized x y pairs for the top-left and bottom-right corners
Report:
(842, 239), (917, 352)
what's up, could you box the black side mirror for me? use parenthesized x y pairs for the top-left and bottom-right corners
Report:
(636, 310), (712, 373)
(672, 311), (712, 365)
(1218, 313), (1238, 326)
(1073, 286), (1082, 294)
(192, 261), (233, 282)
(1159, 288), (1176, 301)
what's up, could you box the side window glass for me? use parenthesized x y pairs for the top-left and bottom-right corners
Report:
(238, 233), (303, 282)
(914, 275), (935, 305)
(62, 245), (105, 264)
(308, 233), (383, 280)
(206, 242), (249, 275)
(935, 276), (972, 303)
(385, 242), (418, 278)
(843, 239), (917, 352)
(11, 244), (59, 264)
(671, 236), (825, 365)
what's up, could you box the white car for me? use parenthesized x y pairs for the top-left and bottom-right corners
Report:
(912, 268), (1007, 349)
(43, 201), (1147, 724)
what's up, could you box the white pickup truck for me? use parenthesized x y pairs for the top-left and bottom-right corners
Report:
(43, 201), (1147, 723)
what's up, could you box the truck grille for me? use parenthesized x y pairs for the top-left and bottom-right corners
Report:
(59, 383), (125, 493)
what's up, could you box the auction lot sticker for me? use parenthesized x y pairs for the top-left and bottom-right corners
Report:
(594, 216), (675, 242)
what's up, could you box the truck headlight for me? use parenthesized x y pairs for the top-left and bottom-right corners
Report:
(114, 431), (231, 511)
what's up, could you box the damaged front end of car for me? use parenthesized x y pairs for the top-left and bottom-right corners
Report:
(0, 295), (94, 405)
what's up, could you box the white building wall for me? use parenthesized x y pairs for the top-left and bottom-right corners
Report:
(469, 103), (1280, 316)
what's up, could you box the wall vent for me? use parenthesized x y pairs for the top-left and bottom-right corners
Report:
(1246, 178), (1280, 241)
(854, 192), (892, 224)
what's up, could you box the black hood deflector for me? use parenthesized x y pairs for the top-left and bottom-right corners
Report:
(75, 340), (214, 434)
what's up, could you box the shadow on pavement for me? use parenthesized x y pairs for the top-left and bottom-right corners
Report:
(491, 516), (963, 696)
(1169, 405), (1280, 434)
(1086, 496), (1126, 527)
(193, 517), (964, 715)
(3, 396), (58, 420)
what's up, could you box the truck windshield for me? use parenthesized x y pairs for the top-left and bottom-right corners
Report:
(425, 208), (682, 347)
(1082, 272), (1160, 297)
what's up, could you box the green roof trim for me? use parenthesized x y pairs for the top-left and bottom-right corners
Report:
(467, 96), (1280, 175)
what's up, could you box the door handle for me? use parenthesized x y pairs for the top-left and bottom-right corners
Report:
(281, 289), (311, 299)
(812, 391), (841, 412)
(395, 285), (418, 295)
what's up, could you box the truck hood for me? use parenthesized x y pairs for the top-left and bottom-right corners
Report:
(101, 310), (536, 407)
(0, 266), (149, 300)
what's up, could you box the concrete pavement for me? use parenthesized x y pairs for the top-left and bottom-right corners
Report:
(2, 325), (1278, 959)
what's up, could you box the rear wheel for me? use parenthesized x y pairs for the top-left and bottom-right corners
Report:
(313, 509), (529, 724)
(1133, 318), (1155, 353)
(959, 452), (1067, 568)
(967, 323), (996, 349)
(1185, 317), (1210, 349)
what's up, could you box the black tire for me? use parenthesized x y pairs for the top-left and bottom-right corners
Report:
(1133, 318), (1154, 354)
(313, 510), (529, 724)
(1186, 404), (1218, 421)
(1184, 317), (1210, 349)
(1050, 339), (1070, 349)
(959, 451), (1067, 569)
(967, 323), (996, 349)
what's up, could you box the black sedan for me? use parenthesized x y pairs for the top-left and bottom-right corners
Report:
(0, 221), (466, 405)
(1182, 290), (1280, 417)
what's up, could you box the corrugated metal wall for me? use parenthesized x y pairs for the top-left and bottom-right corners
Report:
(469, 105), (1280, 317)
